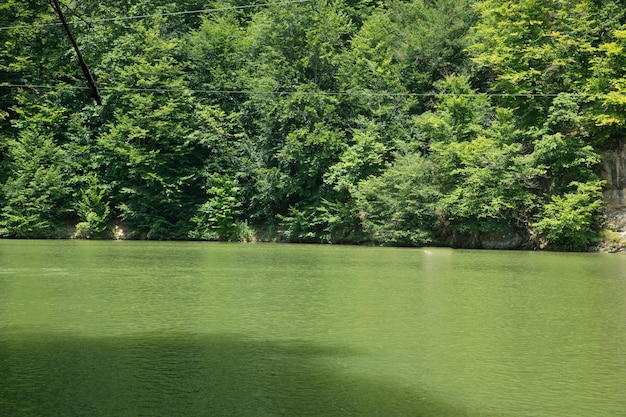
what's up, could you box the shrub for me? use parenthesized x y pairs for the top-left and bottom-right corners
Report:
(189, 175), (243, 241)
(533, 181), (604, 250)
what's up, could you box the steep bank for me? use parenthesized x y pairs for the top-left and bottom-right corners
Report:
(599, 144), (626, 252)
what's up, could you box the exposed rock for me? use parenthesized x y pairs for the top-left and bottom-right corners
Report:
(114, 224), (126, 240)
(480, 231), (527, 250)
(599, 144), (626, 252)
(601, 144), (626, 232)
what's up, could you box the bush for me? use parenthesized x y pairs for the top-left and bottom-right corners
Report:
(0, 128), (71, 238)
(189, 175), (244, 241)
(533, 181), (605, 250)
(75, 174), (111, 239)
(354, 153), (440, 246)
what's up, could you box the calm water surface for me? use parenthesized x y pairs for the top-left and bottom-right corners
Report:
(1, 240), (625, 416)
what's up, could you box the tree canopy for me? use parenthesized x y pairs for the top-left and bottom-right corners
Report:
(1, 0), (624, 250)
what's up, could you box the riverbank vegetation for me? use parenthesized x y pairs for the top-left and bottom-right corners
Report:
(1, 0), (625, 250)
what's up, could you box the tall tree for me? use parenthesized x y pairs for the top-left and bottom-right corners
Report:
(588, 23), (626, 146)
(94, 16), (207, 238)
(469, 0), (598, 127)
(0, 125), (72, 238)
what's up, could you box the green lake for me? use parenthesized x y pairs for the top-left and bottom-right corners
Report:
(1, 240), (625, 416)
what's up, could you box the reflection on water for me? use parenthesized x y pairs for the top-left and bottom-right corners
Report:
(1, 241), (626, 416)
(1, 332), (472, 417)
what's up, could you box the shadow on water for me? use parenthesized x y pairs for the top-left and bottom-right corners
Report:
(0, 332), (489, 417)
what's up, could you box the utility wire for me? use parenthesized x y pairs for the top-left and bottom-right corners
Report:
(0, 0), (311, 31)
(0, 84), (620, 98)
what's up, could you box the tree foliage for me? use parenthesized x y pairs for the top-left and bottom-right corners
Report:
(1, 126), (71, 238)
(355, 153), (439, 246)
(0, 0), (619, 249)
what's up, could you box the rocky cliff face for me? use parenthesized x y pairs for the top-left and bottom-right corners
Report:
(600, 144), (626, 238)
(597, 145), (626, 252)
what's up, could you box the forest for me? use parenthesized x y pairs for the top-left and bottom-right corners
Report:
(1, 0), (625, 250)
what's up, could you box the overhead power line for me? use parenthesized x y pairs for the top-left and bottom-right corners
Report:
(0, 84), (621, 98)
(0, 0), (311, 31)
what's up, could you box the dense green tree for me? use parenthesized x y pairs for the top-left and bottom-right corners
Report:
(189, 173), (246, 241)
(527, 93), (604, 248)
(588, 23), (626, 145)
(94, 16), (207, 239)
(432, 135), (537, 245)
(0, 0), (619, 248)
(0, 126), (71, 238)
(74, 173), (111, 239)
(533, 180), (604, 250)
(184, 10), (247, 111)
(469, 0), (599, 126)
(415, 75), (491, 143)
(418, 76), (538, 245)
(467, 1), (611, 248)
(0, 0), (69, 88)
(324, 120), (388, 193)
(530, 93), (601, 194)
(354, 152), (440, 246)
